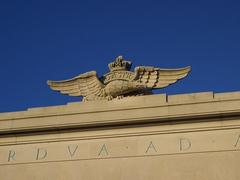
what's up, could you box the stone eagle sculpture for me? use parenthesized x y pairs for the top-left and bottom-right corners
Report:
(47, 56), (191, 101)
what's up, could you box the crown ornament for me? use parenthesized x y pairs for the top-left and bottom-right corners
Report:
(108, 56), (132, 72)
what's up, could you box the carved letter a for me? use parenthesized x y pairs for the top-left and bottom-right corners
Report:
(98, 144), (108, 156)
(235, 135), (240, 148)
(146, 141), (157, 153)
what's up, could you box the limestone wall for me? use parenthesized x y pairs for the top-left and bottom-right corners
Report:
(0, 91), (240, 180)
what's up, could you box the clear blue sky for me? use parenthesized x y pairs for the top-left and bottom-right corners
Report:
(0, 0), (240, 112)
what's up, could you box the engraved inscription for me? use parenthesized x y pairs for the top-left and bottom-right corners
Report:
(179, 138), (191, 151)
(98, 144), (108, 156)
(1, 129), (240, 165)
(68, 145), (79, 158)
(145, 141), (157, 153)
(36, 148), (48, 160)
(102, 71), (135, 84)
(234, 135), (240, 148)
(8, 150), (16, 162)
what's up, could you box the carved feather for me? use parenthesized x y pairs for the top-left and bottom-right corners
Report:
(134, 66), (191, 89)
(47, 71), (105, 99)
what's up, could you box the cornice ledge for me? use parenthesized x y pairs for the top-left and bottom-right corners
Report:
(0, 91), (240, 135)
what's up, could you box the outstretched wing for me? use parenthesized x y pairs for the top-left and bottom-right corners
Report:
(47, 71), (105, 98)
(134, 66), (191, 89)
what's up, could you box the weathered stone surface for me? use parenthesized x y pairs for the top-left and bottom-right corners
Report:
(0, 91), (240, 179)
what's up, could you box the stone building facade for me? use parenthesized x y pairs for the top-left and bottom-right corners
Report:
(0, 91), (240, 179)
